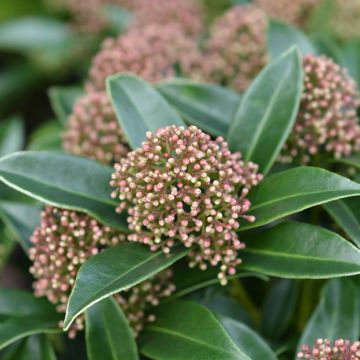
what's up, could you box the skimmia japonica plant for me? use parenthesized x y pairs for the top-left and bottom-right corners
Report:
(1, 0), (360, 359)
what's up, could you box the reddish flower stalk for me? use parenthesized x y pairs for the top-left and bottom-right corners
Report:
(111, 125), (263, 285)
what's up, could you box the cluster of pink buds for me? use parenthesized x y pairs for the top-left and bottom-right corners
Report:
(280, 55), (360, 164)
(86, 24), (200, 92)
(190, 5), (267, 93)
(255, 0), (318, 27)
(297, 338), (360, 359)
(111, 125), (263, 285)
(115, 269), (175, 336)
(130, 0), (204, 38)
(63, 91), (128, 165)
(29, 207), (175, 337)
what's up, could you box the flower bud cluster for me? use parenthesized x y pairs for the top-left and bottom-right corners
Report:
(280, 55), (360, 164)
(255, 0), (318, 27)
(111, 125), (263, 285)
(63, 91), (128, 165)
(298, 338), (360, 359)
(86, 24), (200, 92)
(190, 5), (267, 92)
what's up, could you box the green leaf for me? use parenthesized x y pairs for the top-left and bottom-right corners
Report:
(261, 280), (298, 340)
(27, 121), (62, 151)
(296, 278), (359, 356)
(64, 243), (188, 330)
(268, 20), (317, 59)
(218, 315), (277, 360)
(0, 289), (61, 351)
(86, 297), (138, 360)
(0, 17), (71, 53)
(228, 47), (303, 174)
(0, 201), (41, 251)
(324, 198), (360, 247)
(157, 79), (240, 137)
(241, 221), (360, 278)
(241, 167), (360, 230)
(0, 151), (127, 230)
(140, 300), (250, 360)
(48, 86), (83, 125)
(107, 74), (186, 149)
(102, 4), (133, 34)
(0, 116), (24, 156)
(341, 40), (360, 87)
(1, 335), (56, 360)
(0, 223), (15, 269)
(330, 155), (360, 170)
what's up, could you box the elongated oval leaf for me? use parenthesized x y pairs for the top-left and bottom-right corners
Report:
(2, 335), (56, 360)
(330, 155), (360, 170)
(0, 151), (127, 230)
(27, 121), (62, 151)
(0, 290), (61, 351)
(218, 315), (277, 360)
(268, 20), (317, 59)
(48, 86), (83, 125)
(241, 221), (360, 278)
(241, 167), (360, 230)
(0, 116), (24, 156)
(324, 198), (360, 247)
(140, 300), (250, 360)
(228, 47), (303, 174)
(296, 278), (359, 357)
(0, 201), (41, 251)
(107, 74), (186, 149)
(86, 297), (138, 360)
(157, 79), (240, 137)
(64, 243), (188, 330)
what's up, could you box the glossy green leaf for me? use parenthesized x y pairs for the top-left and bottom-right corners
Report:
(296, 278), (359, 356)
(157, 79), (240, 137)
(86, 297), (138, 360)
(0, 151), (127, 230)
(261, 280), (298, 339)
(0, 223), (15, 269)
(219, 315), (277, 360)
(0, 17), (71, 53)
(330, 155), (360, 170)
(268, 20), (317, 59)
(140, 300), (250, 360)
(1, 335), (56, 360)
(103, 4), (133, 33)
(0, 289), (61, 351)
(228, 47), (303, 174)
(0, 116), (24, 156)
(48, 86), (83, 125)
(64, 243), (188, 330)
(241, 221), (360, 278)
(241, 167), (360, 230)
(0, 201), (41, 251)
(324, 198), (360, 247)
(107, 74), (186, 149)
(341, 40), (360, 87)
(27, 121), (62, 151)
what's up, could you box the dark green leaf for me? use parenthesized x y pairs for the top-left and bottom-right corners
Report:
(140, 300), (250, 360)
(0, 223), (15, 269)
(27, 121), (62, 151)
(219, 315), (277, 360)
(64, 243), (188, 330)
(241, 167), (360, 230)
(107, 74), (186, 149)
(324, 198), (360, 247)
(0, 201), (41, 251)
(228, 47), (303, 174)
(0, 151), (127, 230)
(296, 278), (359, 355)
(0, 289), (61, 351)
(102, 4), (133, 33)
(1, 335), (56, 360)
(0, 116), (24, 156)
(241, 221), (360, 278)
(0, 17), (71, 53)
(86, 297), (138, 360)
(48, 86), (83, 125)
(268, 20), (317, 59)
(157, 79), (240, 137)
(261, 280), (298, 339)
